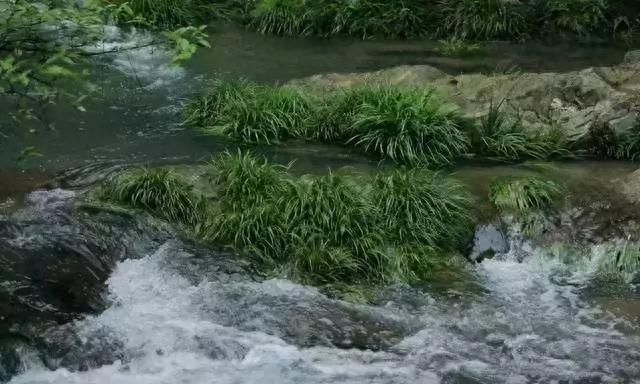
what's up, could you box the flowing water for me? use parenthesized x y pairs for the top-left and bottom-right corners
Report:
(1, 24), (640, 384)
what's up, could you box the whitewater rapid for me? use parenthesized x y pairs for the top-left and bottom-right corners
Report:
(8, 237), (640, 383)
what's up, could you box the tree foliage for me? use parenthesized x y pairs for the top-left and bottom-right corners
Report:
(0, 0), (208, 123)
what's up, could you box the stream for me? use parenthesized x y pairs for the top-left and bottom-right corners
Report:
(1, 24), (640, 383)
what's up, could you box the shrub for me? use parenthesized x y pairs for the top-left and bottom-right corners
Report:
(373, 168), (474, 247)
(540, 0), (608, 37)
(184, 79), (314, 144)
(471, 100), (564, 161)
(100, 169), (203, 225)
(325, 86), (468, 165)
(437, 0), (527, 40)
(489, 176), (562, 213)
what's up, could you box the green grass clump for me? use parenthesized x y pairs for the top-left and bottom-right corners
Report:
(373, 168), (474, 247)
(210, 150), (290, 210)
(100, 169), (203, 226)
(541, 0), (608, 37)
(489, 176), (562, 213)
(201, 151), (475, 285)
(325, 86), (468, 165)
(470, 101), (573, 161)
(276, 173), (378, 282)
(608, 122), (640, 160)
(97, 152), (477, 287)
(245, 0), (430, 39)
(250, 0), (308, 36)
(437, 0), (527, 40)
(117, 0), (194, 28)
(597, 242), (640, 283)
(184, 79), (314, 144)
(333, 0), (429, 39)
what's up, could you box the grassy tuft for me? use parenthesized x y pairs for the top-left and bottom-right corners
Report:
(184, 78), (314, 144)
(325, 86), (469, 165)
(489, 176), (562, 213)
(610, 121), (640, 160)
(250, 0), (309, 36)
(471, 100), (572, 161)
(246, 0), (430, 39)
(200, 152), (475, 285)
(210, 150), (290, 210)
(541, 0), (608, 37)
(597, 241), (640, 282)
(373, 168), (474, 247)
(277, 172), (377, 252)
(333, 0), (429, 39)
(120, 0), (194, 28)
(100, 168), (203, 226)
(437, 0), (527, 40)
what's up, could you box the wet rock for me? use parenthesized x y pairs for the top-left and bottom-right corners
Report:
(623, 50), (640, 65)
(196, 279), (415, 351)
(618, 168), (640, 203)
(0, 335), (40, 383)
(37, 325), (126, 372)
(0, 189), (175, 353)
(292, 54), (640, 137)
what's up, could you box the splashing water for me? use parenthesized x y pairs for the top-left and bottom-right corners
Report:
(85, 26), (185, 88)
(6, 237), (640, 384)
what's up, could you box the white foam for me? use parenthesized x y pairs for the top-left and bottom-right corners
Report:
(85, 26), (185, 88)
(8, 240), (640, 383)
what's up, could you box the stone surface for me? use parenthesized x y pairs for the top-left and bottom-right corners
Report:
(292, 54), (640, 136)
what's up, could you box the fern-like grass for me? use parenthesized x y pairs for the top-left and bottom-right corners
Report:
(597, 241), (640, 282)
(321, 85), (468, 165)
(437, 0), (527, 40)
(123, 0), (194, 28)
(489, 176), (562, 213)
(471, 101), (574, 161)
(184, 78), (314, 144)
(541, 0), (608, 37)
(210, 150), (290, 210)
(250, 0), (308, 36)
(333, 0), (429, 39)
(100, 168), (203, 225)
(373, 168), (474, 247)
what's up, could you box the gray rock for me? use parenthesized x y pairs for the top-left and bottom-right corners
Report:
(623, 50), (640, 65)
(292, 58), (640, 137)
